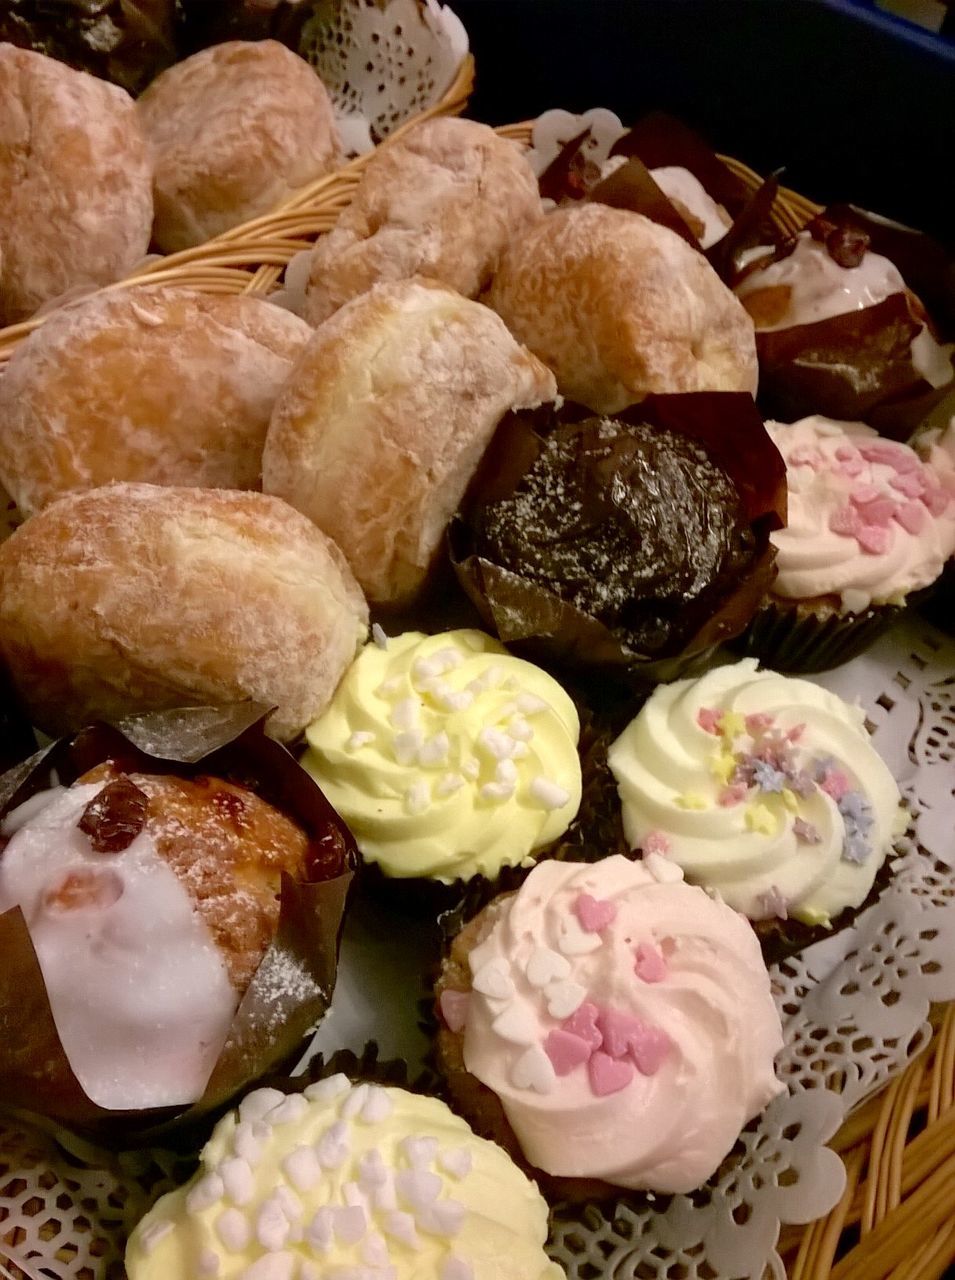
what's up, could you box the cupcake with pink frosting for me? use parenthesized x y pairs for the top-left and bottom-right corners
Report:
(738, 415), (955, 671)
(434, 854), (783, 1200)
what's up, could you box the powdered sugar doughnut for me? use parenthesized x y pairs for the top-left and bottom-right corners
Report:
(0, 44), (153, 324)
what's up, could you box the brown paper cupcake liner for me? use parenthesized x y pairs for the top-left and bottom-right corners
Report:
(733, 598), (904, 673)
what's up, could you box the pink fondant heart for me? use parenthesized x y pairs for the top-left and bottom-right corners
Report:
(544, 1029), (593, 1076)
(629, 1024), (673, 1077)
(561, 1002), (602, 1050)
(855, 523), (891, 555)
(894, 502), (926, 535)
(849, 483), (880, 506)
(859, 441), (918, 472)
(634, 943), (668, 984)
(835, 444), (858, 462)
(595, 1007), (646, 1060)
(858, 496), (897, 528)
(924, 484), (952, 516)
(889, 470), (926, 500)
(573, 893), (617, 933)
(438, 990), (470, 1034)
(829, 505), (861, 538)
(837, 457), (865, 478)
(588, 1051), (635, 1097)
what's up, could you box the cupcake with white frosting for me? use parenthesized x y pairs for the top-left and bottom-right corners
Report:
(738, 416), (955, 670)
(127, 1076), (562, 1280)
(434, 854), (783, 1199)
(301, 629), (582, 897)
(607, 659), (907, 953)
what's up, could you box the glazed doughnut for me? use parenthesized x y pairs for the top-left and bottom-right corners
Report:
(137, 40), (340, 252)
(303, 117), (543, 326)
(0, 44), (153, 324)
(263, 278), (557, 605)
(487, 202), (759, 414)
(0, 287), (312, 515)
(0, 484), (369, 741)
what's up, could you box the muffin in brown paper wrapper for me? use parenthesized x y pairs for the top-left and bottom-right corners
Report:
(743, 207), (955, 437)
(449, 392), (787, 694)
(539, 110), (781, 285)
(732, 596), (905, 675)
(0, 703), (358, 1151)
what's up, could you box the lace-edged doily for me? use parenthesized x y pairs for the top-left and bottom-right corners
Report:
(302, 0), (469, 153)
(2, 616), (953, 1280)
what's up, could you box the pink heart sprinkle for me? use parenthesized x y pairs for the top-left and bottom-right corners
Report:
(573, 893), (617, 933)
(894, 502), (926, 535)
(745, 713), (774, 735)
(855, 523), (892, 555)
(719, 782), (748, 807)
(562, 1002), (602, 1050)
(629, 1024), (673, 1077)
(820, 768), (851, 801)
(696, 707), (722, 735)
(438, 990), (470, 1034)
(544, 1029), (594, 1076)
(889, 470), (926, 499)
(634, 943), (667, 984)
(596, 1006), (647, 1060)
(859, 441), (919, 472)
(829, 505), (861, 538)
(642, 830), (671, 856)
(850, 484), (881, 506)
(588, 1051), (635, 1097)
(835, 445), (858, 462)
(837, 458), (865, 478)
(924, 484), (952, 517)
(860, 496), (898, 528)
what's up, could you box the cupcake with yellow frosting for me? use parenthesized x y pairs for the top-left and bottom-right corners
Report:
(608, 658), (906, 955)
(301, 630), (582, 897)
(126, 1076), (563, 1280)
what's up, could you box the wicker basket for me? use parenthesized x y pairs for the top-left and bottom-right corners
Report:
(1, 110), (952, 1280)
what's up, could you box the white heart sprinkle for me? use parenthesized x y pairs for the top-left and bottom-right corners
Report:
(390, 696), (422, 730)
(232, 1122), (265, 1167)
(424, 1198), (466, 1237)
(358, 1149), (388, 1189)
(525, 946), (571, 988)
(303, 1074), (350, 1104)
(333, 1204), (367, 1244)
(306, 1207), (333, 1251)
(273, 1186), (302, 1222)
(362, 1232), (390, 1266)
(438, 1147), (473, 1180)
(400, 1135), (439, 1167)
(186, 1173), (224, 1215)
(198, 1248), (220, 1276)
(315, 1120), (350, 1169)
(263, 1094), (308, 1128)
(441, 1257), (475, 1280)
(396, 1168), (442, 1210)
(557, 916), (604, 956)
(238, 1088), (284, 1124)
(383, 1210), (419, 1248)
(491, 1003), (539, 1045)
(217, 1157), (254, 1207)
(215, 1207), (250, 1253)
(282, 1146), (320, 1193)
(256, 1196), (290, 1251)
(361, 1086), (394, 1123)
(510, 1045), (556, 1094)
(341, 1083), (370, 1119)
(545, 978), (588, 1020)
(373, 1175), (397, 1212)
(471, 960), (515, 1000)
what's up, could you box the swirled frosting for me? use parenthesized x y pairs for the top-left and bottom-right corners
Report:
(736, 233), (953, 386)
(766, 417), (955, 612)
(302, 630), (581, 882)
(459, 855), (783, 1193)
(127, 1077), (562, 1280)
(608, 659), (905, 924)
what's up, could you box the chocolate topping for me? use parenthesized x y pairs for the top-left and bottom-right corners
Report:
(78, 773), (148, 853)
(474, 416), (757, 656)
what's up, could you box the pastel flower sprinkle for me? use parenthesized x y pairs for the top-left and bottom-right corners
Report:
(719, 711), (746, 740)
(676, 793), (708, 810)
(709, 751), (737, 784)
(793, 817), (821, 845)
(745, 803), (778, 836)
(756, 886), (789, 920)
(719, 783), (748, 807)
(752, 759), (787, 793)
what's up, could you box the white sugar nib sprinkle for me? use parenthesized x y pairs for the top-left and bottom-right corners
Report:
(419, 731), (451, 767)
(376, 675), (403, 699)
(217, 1157), (254, 1207)
(139, 1220), (173, 1255)
(346, 730), (375, 751)
(256, 1196), (290, 1251)
(238, 1088), (284, 1124)
(384, 1210), (420, 1248)
(423, 1198), (466, 1237)
(477, 726), (517, 760)
(390, 696), (422, 730)
(400, 1135), (440, 1167)
(263, 1094), (308, 1127)
(373, 1174), (397, 1212)
(199, 1248), (221, 1276)
(393, 727), (424, 765)
(316, 1119), (350, 1169)
(282, 1145), (321, 1193)
(372, 622), (388, 649)
(508, 714), (534, 742)
(441, 1256), (475, 1280)
(362, 1232), (390, 1266)
(274, 1185), (303, 1222)
(396, 1168), (442, 1209)
(462, 757), (480, 780)
(304, 1073), (350, 1104)
(529, 776), (570, 811)
(341, 1082), (370, 1119)
(186, 1172), (225, 1215)
(343, 1180), (368, 1209)
(495, 758), (518, 785)
(436, 772), (466, 797)
(333, 1204), (367, 1244)
(232, 1121), (265, 1166)
(405, 780), (430, 814)
(306, 1207), (333, 1251)
(361, 1086), (394, 1123)
(216, 1207), (251, 1253)
(480, 779), (515, 802)
(438, 1147), (473, 1180)
(516, 692), (548, 714)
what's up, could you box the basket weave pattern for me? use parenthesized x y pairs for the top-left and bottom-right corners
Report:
(1, 108), (953, 1280)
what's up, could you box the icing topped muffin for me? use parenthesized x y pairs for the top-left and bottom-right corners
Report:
(302, 630), (581, 883)
(767, 417), (955, 614)
(451, 855), (782, 1194)
(126, 1077), (562, 1280)
(608, 659), (905, 925)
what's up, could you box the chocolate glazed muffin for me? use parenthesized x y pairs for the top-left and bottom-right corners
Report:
(471, 408), (764, 658)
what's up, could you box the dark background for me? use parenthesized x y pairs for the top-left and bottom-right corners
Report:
(452, 0), (954, 241)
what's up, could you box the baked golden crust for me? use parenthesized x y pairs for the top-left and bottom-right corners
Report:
(263, 278), (557, 604)
(137, 40), (340, 252)
(0, 287), (312, 515)
(0, 45), (153, 324)
(0, 484), (368, 741)
(488, 203), (759, 413)
(303, 117), (543, 326)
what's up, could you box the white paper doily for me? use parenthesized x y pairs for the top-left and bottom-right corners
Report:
(302, 0), (469, 154)
(1, 614), (953, 1280)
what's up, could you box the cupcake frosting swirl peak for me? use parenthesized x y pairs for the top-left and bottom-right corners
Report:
(608, 658), (904, 924)
(460, 855), (783, 1193)
(302, 630), (581, 882)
